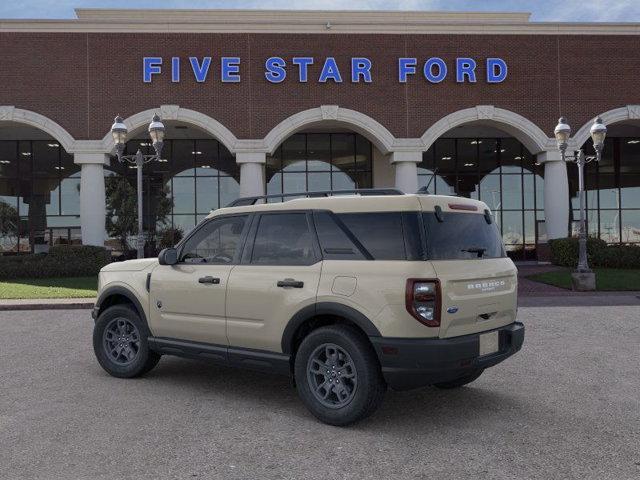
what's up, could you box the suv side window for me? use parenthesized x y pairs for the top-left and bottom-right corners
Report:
(313, 211), (366, 260)
(250, 213), (317, 265)
(180, 215), (248, 264)
(336, 212), (407, 260)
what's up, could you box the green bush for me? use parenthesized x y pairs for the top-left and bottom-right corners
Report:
(597, 245), (640, 269)
(549, 237), (640, 269)
(0, 245), (112, 280)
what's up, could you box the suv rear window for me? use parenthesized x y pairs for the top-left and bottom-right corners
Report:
(423, 212), (505, 260)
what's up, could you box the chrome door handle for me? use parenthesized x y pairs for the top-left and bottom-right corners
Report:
(198, 276), (220, 285)
(277, 278), (304, 288)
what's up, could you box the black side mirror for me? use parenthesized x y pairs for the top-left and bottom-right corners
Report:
(158, 248), (178, 266)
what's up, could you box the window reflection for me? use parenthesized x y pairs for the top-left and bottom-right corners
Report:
(571, 136), (640, 244)
(106, 138), (240, 251)
(420, 137), (543, 259)
(266, 133), (373, 199)
(0, 140), (80, 253)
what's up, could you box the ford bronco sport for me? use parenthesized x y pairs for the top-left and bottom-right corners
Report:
(92, 189), (524, 426)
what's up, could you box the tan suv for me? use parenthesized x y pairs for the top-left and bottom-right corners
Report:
(92, 189), (524, 426)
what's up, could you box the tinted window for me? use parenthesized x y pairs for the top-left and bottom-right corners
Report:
(251, 213), (316, 265)
(314, 211), (365, 260)
(423, 212), (505, 260)
(337, 213), (406, 260)
(180, 215), (247, 264)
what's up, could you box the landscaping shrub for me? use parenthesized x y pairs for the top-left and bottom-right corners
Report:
(549, 237), (640, 269)
(0, 245), (112, 280)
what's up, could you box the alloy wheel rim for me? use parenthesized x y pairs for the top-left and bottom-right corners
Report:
(103, 318), (141, 365)
(307, 343), (358, 409)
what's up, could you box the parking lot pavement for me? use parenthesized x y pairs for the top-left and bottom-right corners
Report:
(1, 307), (639, 480)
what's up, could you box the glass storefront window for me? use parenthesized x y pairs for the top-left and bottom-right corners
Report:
(0, 140), (81, 253)
(107, 138), (240, 251)
(570, 136), (640, 244)
(420, 137), (544, 258)
(266, 133), (373, 199)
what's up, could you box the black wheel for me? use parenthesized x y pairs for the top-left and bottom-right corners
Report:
(294, 325), (386, 426)
(433, 369), (484, 389)
(93, 304), (160, 378)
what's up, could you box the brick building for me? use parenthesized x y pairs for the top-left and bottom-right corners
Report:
(0, 9), (639, 257)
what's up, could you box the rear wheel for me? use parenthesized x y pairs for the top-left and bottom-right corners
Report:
(93, 304), (160, 378)
(433, 369), (484, 389)
(294, 325), (386, 426)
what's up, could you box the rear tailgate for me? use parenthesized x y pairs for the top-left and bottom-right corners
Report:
(431, 258), (517, 338)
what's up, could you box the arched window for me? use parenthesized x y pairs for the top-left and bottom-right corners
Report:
(420, 137), (544, 260)
(0, 138), (80, 253)
(107, 137), (239, 253)
(266, 133), (373, 200)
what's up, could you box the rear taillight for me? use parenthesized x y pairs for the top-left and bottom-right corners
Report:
(405, 279), (441, 327)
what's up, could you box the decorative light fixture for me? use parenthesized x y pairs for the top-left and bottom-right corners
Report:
(552, 116), (607, 290)
(110, 113), (166, 259)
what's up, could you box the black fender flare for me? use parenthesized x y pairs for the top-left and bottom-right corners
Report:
(95, 286), (148, 327)
(281, 302), (381, 354)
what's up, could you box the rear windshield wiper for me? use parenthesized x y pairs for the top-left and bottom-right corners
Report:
(461, 247), (487, 258)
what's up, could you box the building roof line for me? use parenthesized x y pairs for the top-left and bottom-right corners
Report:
(0, 9), (638, 34)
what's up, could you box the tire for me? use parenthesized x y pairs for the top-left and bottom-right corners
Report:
(294, 325), (386, 426)
(93, 304), (160, 378)
(433, 369), (484, 389)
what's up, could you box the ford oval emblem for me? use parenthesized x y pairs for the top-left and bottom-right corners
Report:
(447, 306), (459, 314)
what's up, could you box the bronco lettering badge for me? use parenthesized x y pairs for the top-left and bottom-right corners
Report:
(467, 280), (506, 292)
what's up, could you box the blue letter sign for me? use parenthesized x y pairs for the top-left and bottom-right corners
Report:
(143, 55), (508, 84)
(486, 58), (508, 83)
(143, 57), (162, 83)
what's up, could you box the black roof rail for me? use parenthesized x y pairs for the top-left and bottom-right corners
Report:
(225, 188), (404, 207)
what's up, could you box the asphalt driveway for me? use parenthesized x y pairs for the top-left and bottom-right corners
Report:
(1, 306), (639, 479)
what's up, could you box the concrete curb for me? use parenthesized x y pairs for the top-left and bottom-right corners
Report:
(0, 299), (95, 311)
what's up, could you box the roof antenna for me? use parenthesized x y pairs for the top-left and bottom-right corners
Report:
(417, 167), (438, 194)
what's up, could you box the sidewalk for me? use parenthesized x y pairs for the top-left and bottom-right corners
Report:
(0, 298), (95, 311)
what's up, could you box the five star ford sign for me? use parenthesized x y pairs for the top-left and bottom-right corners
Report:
(142, 56), (508, 84)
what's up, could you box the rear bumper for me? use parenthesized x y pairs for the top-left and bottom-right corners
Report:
(370, 322), (524, 391)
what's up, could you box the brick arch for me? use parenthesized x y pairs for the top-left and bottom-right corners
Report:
(100, 105), (239, 155)
(263, 105), (397, 155)
(0, 106), (76, 152)
(420, 105), (553, 155)
(572, 105), (640, 149)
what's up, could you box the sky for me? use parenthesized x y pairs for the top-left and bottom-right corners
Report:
(0, 0), (639, 22)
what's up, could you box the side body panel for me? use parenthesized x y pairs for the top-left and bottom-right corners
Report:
(226, 263), (322, 352)
(318, 260), (441, 339)
(148, 263), (233, 345)
(98, 268), (154, 328)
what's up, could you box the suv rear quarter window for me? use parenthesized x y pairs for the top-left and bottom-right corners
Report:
(335, 212), (407, 260)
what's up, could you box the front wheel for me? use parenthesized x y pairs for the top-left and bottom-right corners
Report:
(433, 369), (484, 389)
(93, 304), (160, 378)
(294, 325), (386, 426)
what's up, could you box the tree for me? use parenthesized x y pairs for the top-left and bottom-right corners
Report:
(105, 176), (172, 253)
(0, 200), (19, 251)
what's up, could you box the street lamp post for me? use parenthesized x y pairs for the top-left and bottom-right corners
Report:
(553, 116), (607, 290)
(111, 114), (165, 259)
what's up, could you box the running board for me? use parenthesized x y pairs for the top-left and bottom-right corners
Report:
(148, 337), (291, 376)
